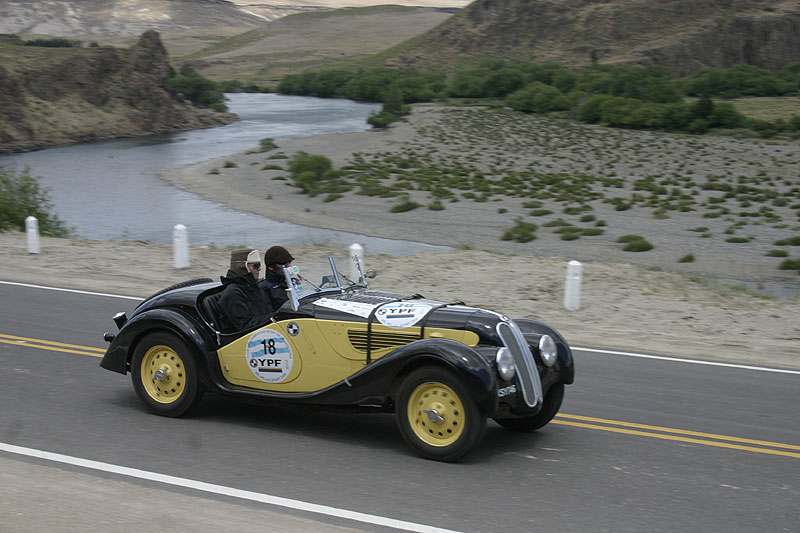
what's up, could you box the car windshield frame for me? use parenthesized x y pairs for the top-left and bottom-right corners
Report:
(282, 255), (369, 311)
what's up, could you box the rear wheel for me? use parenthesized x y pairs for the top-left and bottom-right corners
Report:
(131, 332), (202, 417)
(396, 366), (486, 462)
(494, 382), (564, 432)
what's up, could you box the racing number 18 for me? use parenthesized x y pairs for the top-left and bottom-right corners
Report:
(261, 339), (277, 356)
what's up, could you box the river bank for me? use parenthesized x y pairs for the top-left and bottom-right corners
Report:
(161, 103), (800, 298)
(1, 231), (798, 369)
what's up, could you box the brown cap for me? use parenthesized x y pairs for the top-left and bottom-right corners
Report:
(264, 245), (294, 267)
(229, 248), (255, 275)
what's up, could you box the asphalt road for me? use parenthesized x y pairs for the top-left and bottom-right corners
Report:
(1, 281), (798, 532)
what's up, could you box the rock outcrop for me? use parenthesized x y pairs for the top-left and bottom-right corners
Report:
(386, 0), (800, 75)
(0, 30), (236, 153)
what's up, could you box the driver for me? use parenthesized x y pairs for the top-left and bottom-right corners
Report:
(260, 245), (295, 311)
(218, 248), (274, 331)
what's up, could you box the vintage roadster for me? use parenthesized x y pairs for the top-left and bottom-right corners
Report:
(101, 255), (574, 462)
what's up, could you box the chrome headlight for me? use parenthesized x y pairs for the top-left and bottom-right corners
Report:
(495, 347), (516, 381)
(538, 335), (557, 367)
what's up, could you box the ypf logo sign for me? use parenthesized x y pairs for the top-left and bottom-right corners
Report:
(375, 302), (432, 329)
(246, 329), (293, 383)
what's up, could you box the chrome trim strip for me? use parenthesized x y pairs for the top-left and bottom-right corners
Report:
(496, 320), (542, 409)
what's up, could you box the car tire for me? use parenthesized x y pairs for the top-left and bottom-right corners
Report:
(131, 332), (203, 417)
(493, 382), (564, 432)
(396, 366), (486, 462)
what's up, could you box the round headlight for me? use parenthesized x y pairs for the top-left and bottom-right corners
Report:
(495, 347), (516, 381)
(538, 335), (558, 367)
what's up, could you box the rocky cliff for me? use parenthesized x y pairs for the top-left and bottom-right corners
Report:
(0, 30), (235, 153)
(386, 0), (800, 75)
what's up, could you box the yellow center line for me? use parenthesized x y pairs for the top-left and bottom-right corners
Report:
(2, 332), (798, 458)
(552, 420), (800, 459)
(556, 413), (800, 451)
(0, 333), (104, 358)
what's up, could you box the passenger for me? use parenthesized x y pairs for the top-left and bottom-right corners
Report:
(260, 245), (295, 311)
(218, 248), (274, 331)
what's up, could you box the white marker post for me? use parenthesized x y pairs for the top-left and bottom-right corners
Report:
(25, 216), (40, 254)
(349, 243), (364, 282)
(563, 260), (583, 311)
(173, 224), (190, 269)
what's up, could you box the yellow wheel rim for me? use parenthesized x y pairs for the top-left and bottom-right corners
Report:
(407, 381), (466, 447)
(140, 344), (186, 404)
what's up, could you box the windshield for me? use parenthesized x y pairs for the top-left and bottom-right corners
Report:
(282, 255), (368, 308)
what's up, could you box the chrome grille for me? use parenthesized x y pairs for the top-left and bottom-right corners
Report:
(497, 320), (542, 408)
(348, 329), (419, 352)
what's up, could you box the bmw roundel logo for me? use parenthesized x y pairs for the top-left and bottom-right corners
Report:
(286, 321), (300, 337)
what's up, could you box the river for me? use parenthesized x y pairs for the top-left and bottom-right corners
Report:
(0, 93), (447, 255)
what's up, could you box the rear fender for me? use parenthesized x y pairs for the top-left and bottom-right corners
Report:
(100, 309), (218, 388)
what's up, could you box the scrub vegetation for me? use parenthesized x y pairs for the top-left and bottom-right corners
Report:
(0, 165), (70, 237)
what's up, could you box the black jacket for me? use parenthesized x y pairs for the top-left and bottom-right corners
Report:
(260, 269), (289, 311)
(218, 270), (274, 331)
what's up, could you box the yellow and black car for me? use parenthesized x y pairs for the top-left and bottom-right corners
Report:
(101, 256), (574, 462)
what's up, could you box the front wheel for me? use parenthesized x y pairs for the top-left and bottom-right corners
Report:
(131, 332), (203, 417)
(493, 382), (564, 432)
(396, 366), (486, 462)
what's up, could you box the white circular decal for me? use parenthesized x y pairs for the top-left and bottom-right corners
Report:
(246, 329), (293, 383)
(375, 302), (432, 329)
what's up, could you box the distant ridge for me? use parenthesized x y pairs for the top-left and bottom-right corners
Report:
(383, 0), (800, 75)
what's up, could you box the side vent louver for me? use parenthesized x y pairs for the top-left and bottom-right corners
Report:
(348, 329), (419, 352)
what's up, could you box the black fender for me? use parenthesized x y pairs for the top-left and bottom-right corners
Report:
(514, 318), (575, 385)
(100, 308), (218, 389)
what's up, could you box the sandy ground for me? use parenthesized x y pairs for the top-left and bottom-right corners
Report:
(2, 231), (798, 370)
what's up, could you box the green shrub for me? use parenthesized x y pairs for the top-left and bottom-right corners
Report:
(208, 168), (220, 175)
(580, 214), (596, 222)
(223, 161), (237, 168)
(288, 151), (339, 195)
(581, 228), (604, 236)
(522, 200), (544, 208)
(560, 232), (581, 241)
(617, 234), (645, 243)
(778, 258), (800, 271)
(529, 209), (553, 216)
(678, 253), (695, 263)
(774, 236), (800, 246)
(726, 237), (751, 243)
(688, 226), (709, 232)
(501, 217), (538, 243)
(0, 166), (70, 237)
(623, 239), (654, 252)
(390, 195), (422, 213)
(259, 138), (277, 151)
(766, 249), (789, 257)
(428, 200), (445, 211)
(261, 164), (283, 171)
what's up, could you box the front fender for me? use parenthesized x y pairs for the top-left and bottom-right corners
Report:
(514, 318), (575, 384)
(100, 309), (217, 386)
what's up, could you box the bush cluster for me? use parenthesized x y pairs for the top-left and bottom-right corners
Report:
(0, 166), (70, 237)
(168, 65), (227, 111)
(275, 59), (800, 135)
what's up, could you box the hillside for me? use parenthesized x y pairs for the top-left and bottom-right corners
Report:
(380, 0), (800, 75)
(181, 6), (460, 83)
(0, 31), (235, 153)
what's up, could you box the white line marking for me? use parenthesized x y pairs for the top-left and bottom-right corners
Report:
(0, 442), (460, 533)
(3, 280), (797, 375)
(0, 280), (143, 301)
(573, 346), (800, 375)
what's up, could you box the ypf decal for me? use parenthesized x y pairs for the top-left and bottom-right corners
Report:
(375, 302), (432, 329)
(246, 329), (293, 383)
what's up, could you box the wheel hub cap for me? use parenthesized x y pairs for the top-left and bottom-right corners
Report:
(407, 382), (466, 447)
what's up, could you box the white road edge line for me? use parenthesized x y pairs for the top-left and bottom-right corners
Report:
(0, 442), (460, 533)
(574, 346), (800, 375)
(3, 280), (797, 376)
(0, 280), (144, 301)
